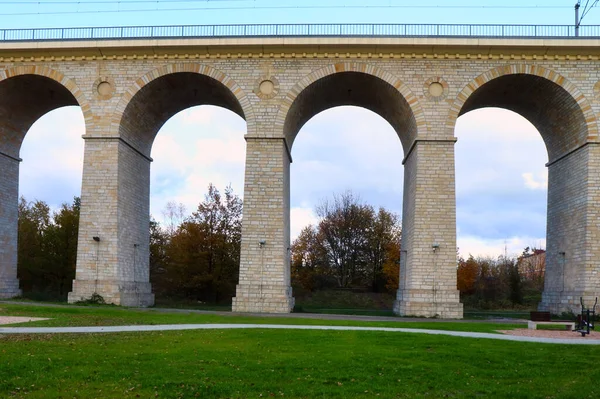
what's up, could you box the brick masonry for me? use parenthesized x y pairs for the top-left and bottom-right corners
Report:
(0, 37), (599, 316)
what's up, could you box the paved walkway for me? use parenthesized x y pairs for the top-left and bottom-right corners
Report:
(2, 323), (600, 345)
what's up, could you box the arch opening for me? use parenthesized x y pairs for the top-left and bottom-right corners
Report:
(453, 71), (594, 314)
(102, 71), (249, 307)
(455, 108), (548, 306)
(149, 104), (246, 305)
(283, 71), (417, 151)
(290, 106), (404, 307)
(458, 74), (589, 162)
(0, 74), (85, 301)
(0, 75), (79, 158)
(119, 72), (246, 157)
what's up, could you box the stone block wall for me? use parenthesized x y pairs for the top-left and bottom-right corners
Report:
(395, 140), (462, 319)
(68, 137), (123, 304)
(233, 137), (294, 313)
(0, 154), (21, 298)
(541, 144), (600, 314)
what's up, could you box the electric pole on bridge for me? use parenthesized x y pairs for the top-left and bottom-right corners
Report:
(575, 0), (599, 37)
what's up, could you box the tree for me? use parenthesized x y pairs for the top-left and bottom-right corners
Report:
(45, 197), (80, 296)
(507, 258), (523, 305)
(162, 201), (187, 236)
(365, 208), (401, 292)
(381, 236), (401, 293)
(149, 218), (170, 296)
(291, 191), (402, 292)
(457, 248), (542, 309)
(17, 197), (51, 294)
(17, 197), (80, 299)
(457, 255), (479, 295)
(290, 226), (331, 291)
(157, 184), (242, 303)
(316, 191), (374, 288)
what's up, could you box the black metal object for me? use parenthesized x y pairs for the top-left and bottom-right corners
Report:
(576, 297), (597, 337)
(2, 23), (600, 42)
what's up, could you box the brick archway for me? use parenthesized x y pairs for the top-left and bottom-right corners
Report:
(0, 65), (92, 125)
(112, 63), (255, 139)
(0, 65), (91, 300)
(276, 62), (427, 151)
(447, 64), (600, 315)
(447, 64), (598, 144)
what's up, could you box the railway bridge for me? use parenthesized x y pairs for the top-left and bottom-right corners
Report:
(1, 24), (600, 318)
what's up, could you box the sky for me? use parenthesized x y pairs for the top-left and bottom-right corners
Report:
(7, 0), (600, 258)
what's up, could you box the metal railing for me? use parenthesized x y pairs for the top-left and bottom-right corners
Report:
(1, 23), (600, 42)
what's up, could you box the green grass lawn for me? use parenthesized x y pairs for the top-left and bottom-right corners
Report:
(1, 328), (599, 398)
(295, 307), (396, 317)
(1, 303), (598, 398)
(0, 303), (523, 333)
(463, 310), (532, 320)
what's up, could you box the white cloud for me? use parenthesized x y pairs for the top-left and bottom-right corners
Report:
(458, 235), (546, 259)
(522, 172), (548, 190)
(291, 106), (403, 213)
(455, 107), (542, 143)
(179, 106), (215, 125)
(149, 106), (246, 224)
(17, 104), (551, 258)
(19, 107), (85, 209)
(290, 206), (319, 240)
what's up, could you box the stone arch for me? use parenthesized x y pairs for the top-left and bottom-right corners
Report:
(447, 64), (598, 162)
(0, 65), (91, 300)
(276, 62), (426, 152)
(111, 63), (254, 156)
(0, 65), (91, 118)
(448, 64), (600, 315)
(0, 65), (91, 157)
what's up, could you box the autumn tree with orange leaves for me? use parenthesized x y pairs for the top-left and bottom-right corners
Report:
(291, 191), (401, 293)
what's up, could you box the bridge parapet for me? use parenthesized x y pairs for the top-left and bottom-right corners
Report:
(2, 23), (600, 42)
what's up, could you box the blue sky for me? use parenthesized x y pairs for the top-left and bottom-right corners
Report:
(7, 1), (597, 258)
(0, 1), (596, 28)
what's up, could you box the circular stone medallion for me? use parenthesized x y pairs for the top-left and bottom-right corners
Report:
(93, 76), (116, 100)
(423, 77), (449, 102)
(259, 80), (275, 96)
(97, 81), (113, 96)
(428, 82), (444, 97)
(254, 76), (279, 100)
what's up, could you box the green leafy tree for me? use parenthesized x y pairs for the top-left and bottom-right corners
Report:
(291, 191), (401, 292)
(17, 197), (80, 299)
(45, 197), (80, 296)
(316, 191), (374, 288)
(149, 218), (170, 296)
(365, 208), (401, 292)
(158, 184), (242, 303)
(17, 197), (51, 294)
(291, 225), (331, 291)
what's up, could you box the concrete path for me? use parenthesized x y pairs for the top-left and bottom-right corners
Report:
(2, 323), (600, 345)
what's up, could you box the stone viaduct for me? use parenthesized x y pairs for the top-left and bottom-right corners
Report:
(1, 27), (600, 318)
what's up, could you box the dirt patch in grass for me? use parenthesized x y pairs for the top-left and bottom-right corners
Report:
(0, 316), (49, 325)
(499, 328), (600, 339)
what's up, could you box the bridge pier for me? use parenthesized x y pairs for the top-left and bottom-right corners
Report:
(0, 152), (21, 299)
(394, 139), (463, 319)
(68, 136), (154, 306)
(539, 144), (600, 314)
(232, 137), (295, 313)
